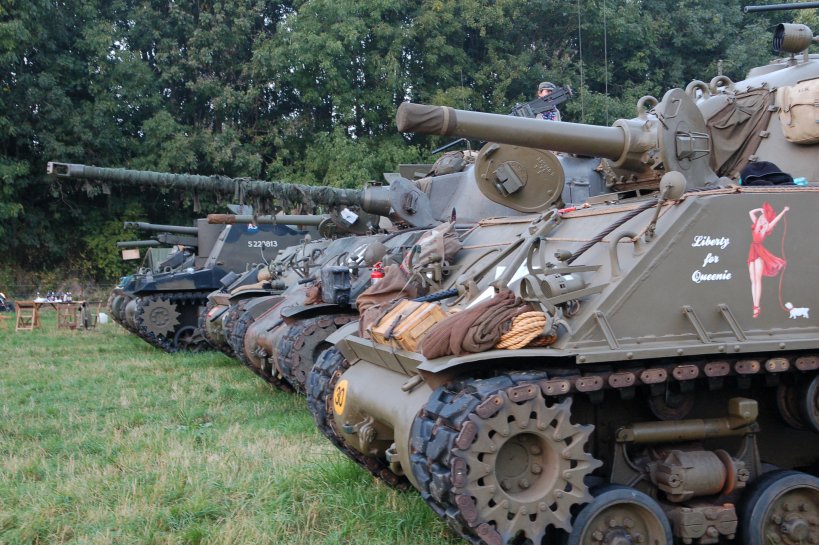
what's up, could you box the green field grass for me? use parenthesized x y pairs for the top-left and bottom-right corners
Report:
(0, 315), (460, 545)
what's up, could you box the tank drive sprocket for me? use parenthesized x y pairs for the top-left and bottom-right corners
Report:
(307, 348), (410, 490)
(227, 304), (293, 393)
(137, 296), (180, 337)
(409, 373), (602, 545)
(134, 291), (210, 352)
(277, 313), (355, 393)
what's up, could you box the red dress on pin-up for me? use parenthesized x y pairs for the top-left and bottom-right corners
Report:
(748, 222), (786, 277)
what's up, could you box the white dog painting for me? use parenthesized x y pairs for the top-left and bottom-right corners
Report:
(784, 302), (810, 319)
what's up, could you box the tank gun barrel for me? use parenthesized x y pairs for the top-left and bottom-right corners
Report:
(396, 103), (627, 160)
(46, 162), (364, 207)
(116, 240), (162, 248)
(208, 214), (329, 227)
(744, 2), (819, 12)
(123, 221), (199, 236)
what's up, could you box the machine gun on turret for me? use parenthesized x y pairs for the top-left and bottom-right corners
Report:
(509, 85), (572, 118)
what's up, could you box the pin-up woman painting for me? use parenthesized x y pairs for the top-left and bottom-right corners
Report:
(748, 202), (789, 318)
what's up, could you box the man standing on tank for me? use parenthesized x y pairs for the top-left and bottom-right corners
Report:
(536, 81), (562, 121)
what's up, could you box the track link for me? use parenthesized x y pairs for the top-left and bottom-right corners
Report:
(278, 313), (355, 393)
(134, 291), (212, 353)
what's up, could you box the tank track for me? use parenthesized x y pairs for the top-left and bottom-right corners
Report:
(410, 372), (601, 545)
(199, 299), (237, 357)
(106, 289), (119, 323)
(405, 357), (819, 545)
(107, 289), (136, 333)
(134, 291), (211, 353)
(277, 314), (355, 394)
(307, 348), (410, 490)
(226, 300), (253, 364)
(228, 304), (293, 393)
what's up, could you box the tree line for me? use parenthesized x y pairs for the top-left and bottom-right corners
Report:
(0, 0), (806, 281)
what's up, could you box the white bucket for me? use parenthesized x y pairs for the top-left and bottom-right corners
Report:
(97, 312), (109, 324)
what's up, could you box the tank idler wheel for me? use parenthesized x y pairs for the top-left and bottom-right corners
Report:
(306, 347), (409, 490)
(777, 382), (807, 430)
(562, 485), (673, 545)
(799, 374), (819, 433)
(411, 375), (601, 545)
(739, 470), (819, 545)
(172, 325), (209, 352)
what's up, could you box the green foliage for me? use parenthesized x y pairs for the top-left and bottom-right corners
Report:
(80, 202), (147, 280)
(269, 129), (425, 187)
(0, 0), (807, 278)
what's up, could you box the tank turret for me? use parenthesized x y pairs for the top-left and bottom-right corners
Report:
(397, 22), (819, 213)
(396, 89), (720, 211)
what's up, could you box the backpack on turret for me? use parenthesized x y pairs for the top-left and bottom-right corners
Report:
(777, 78), (819, 144)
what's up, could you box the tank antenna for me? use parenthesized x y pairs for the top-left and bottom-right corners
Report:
(576, 0), (585, 121)
(603, 0), (609, 125)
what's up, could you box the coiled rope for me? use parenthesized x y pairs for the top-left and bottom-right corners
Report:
(495, 311), (557, 350)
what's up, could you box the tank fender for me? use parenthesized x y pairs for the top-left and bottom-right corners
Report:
(226, 289), (282, 306)
(327, 321), (362, 362)
(280, 303), (343, 320)
(416, 347), (573, 377)
(242, 295), (285, 320)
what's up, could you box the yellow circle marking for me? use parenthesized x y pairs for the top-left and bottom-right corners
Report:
(333, 379), (348, 416)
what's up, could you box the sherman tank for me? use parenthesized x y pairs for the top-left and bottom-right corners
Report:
(308, 19), (819, 545)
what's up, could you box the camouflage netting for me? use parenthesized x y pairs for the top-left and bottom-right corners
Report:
(63, 165), (364, 211)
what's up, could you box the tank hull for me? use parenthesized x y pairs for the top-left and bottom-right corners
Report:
(318, 186), (819, 544)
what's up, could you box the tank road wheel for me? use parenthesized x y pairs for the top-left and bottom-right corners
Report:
(410, 374), (601, 545)
(800, 374), (819, 433)
(777, 382), (807, 430)
(306, 347), (409, 490)
(138, 296), (180, 337)
(172, 325), (209, 352)
(740, 470), (819, 545)
(562, 485), (672, 545)
(278, 314), (355, 394)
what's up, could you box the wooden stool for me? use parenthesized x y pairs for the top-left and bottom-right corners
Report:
(15, 301), (40, 331)
(0, 313), (10, 331)
(57, 303), (80, 329)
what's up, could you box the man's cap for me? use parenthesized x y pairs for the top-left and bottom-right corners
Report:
(739, 161), (794, 186)
(538, 81), (557, 91)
